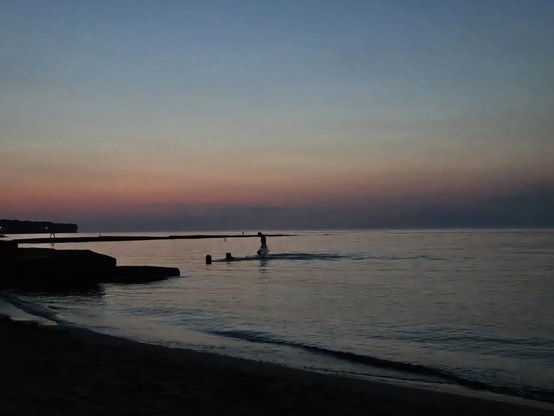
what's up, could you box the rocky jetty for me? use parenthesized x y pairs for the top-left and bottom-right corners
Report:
(107, 266), (180, 284)
(0, 241), (180, 289)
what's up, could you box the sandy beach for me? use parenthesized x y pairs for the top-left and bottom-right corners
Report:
(0, 316), (551, 416)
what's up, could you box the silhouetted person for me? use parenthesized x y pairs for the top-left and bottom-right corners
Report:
(257, 232), (268, 255)
(205, 254), (212, 264)
(225, 252), (235, 261)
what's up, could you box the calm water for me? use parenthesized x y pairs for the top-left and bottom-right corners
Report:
(5, 229), (554, 403)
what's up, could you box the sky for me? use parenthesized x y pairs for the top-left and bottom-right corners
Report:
(1, 0), (553, 231)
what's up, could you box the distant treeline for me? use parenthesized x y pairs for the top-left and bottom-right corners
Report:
(0, 219), (78, 234)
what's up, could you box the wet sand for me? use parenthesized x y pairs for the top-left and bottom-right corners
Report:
(0, 317), (552, 415)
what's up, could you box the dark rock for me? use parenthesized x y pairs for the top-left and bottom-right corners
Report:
(0, 241), (18, 256)
(0, 246), (180, 289)
(101, 266), (181, 284)
(1, 248), (116, 289)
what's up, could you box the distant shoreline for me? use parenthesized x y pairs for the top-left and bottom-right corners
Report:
(11, 233), (294, 245)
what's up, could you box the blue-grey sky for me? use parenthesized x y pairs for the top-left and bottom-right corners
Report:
(1, 0), (553, 231)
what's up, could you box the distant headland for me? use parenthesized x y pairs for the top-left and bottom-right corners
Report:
(0, 219), (78, 234)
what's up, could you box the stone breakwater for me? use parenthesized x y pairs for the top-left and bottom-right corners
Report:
(0, 241), (179, 289)
(12, 233), (293, 245)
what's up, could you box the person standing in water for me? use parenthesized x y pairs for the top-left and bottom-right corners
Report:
(257, 232), (268, 256)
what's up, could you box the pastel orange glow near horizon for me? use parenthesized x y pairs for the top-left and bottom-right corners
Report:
(1, 1), (553, 230)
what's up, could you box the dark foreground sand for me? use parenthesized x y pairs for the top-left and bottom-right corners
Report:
(0, 317), (552, 416)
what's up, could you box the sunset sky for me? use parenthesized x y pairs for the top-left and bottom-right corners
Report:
(1, 1), (553, 231)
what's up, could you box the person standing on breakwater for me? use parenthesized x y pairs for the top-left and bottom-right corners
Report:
(257, 232), (269, 256)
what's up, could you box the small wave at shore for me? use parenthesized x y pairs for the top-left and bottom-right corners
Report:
(213, 252), (446, 262)
(213, 252), (346, 262)
(207, 328), (554, 404)
(0, 291), (62, 324)
(350, 254), (445, 261)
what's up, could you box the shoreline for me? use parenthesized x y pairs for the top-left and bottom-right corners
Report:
(0, 312), (552, 415)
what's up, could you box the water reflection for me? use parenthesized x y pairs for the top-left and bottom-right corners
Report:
(258, 257), (269, 273)
(14, 284), (105, 297)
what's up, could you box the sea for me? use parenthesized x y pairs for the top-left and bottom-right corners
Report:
(2, 229), (553, 405)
